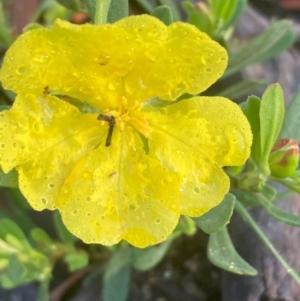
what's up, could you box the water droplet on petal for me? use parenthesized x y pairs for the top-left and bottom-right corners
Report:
(155, 218), (161, 224)
(17, 65), (27, 75)
(129, 204), (136, 211)
(41, 197), (47, 205)
(97, 53), (110, 66)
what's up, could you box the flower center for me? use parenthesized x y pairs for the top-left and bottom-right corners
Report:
(98, 97), (152, 146)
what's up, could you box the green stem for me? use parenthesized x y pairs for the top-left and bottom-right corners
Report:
(235, 200), (300, 286)
(95, 0), (111, 24)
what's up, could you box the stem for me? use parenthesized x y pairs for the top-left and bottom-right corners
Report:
(235, 200), (300, 286)
(94, 0), (111, 24)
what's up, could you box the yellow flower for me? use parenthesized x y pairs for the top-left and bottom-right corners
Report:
(0, 15), (252, 247)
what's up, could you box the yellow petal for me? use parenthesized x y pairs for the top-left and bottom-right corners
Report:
(0, 16), (227, 109)
(58, 128), (180, 248)
(145, 96), (252, 215)
(0, 94), (103, 210)
(117, 15), (228, 100)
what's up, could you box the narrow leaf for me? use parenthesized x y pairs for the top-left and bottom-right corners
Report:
(37, 281), (50, 301)
(235, 200), (300, 285)
(208, 226), (257, 275)
(158, 0), (181, 21)
(85, 0), (96, 21)
(132, 240), (172, 271)
(260, 84), (285, 174)
(107, 0), (128, 23)
(152, 5), (173, 25)
(64, 252), (89, 272)
(102, 247), (131, 301)
(0, 168), (18, 188)
(222, 0), (247, 31)
(224, 20), (296, 78)
(257, 193), (300, 227)
(240, 96), (261, 167)
(280, 87), (300, 140)
(0, 219), (32, 252)
(53, 211), (76, 245)
(194, 193), (236, 234)
(6, 254), (26, 283)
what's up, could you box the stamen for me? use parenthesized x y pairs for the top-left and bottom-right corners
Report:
(98, 114), (115, 147)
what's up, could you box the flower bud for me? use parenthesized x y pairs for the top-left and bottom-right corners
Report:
(269, 138), (299, 178)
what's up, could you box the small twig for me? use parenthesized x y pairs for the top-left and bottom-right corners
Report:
(49, 264), (96, 301)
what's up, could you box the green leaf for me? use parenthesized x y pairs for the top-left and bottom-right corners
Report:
(53, 211), (76, 245)
(152, 5), (173, 25)
(64, 251), (89, 272)
(259, 84), (285, 174)
(208, 226), (257, 275)
(56, 0), (84, 11)
(0, 168), (18, 188)
(240, 95), (261, 167)
(0, 219), (32, 252)
(102, 247), (131, 301)
(231, 188), (259, 207)
(218, 79), (266, 100)
(107, 0), (128, 23)
(231, 184), (276, 207)
(6, 254), (26, 283)
(280, 87), (300, 140)
(0, 21), (13, 48)
(85, 0), (96, 20)
(132, 240), (172, 271)
(222, 0), (247, 31)
(157, 0), (181, 21)
(36, 281), (50, 301)
(182, 1), (213, 35)
(235, 200), (300, 285)
(224, 20), (296, 78)
(256, 193), (300, 227)
(208, 0), (238, 30)
(0, 105), (11, 111)
(194, 193), (236, 234)
(31, 228), (53, 246)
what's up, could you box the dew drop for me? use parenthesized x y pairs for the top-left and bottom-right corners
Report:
(155, 218), (161, 224)
(205, 68), (212, 72)
(72, 209), (78, 215)
(33, 122), (41, 131)
(161, 178), (169, 185)
(41, 197), (47, 205)
(193, 187), (200, 194)
(86, 212), (91, 217)
(86, 196), (92, 202)
(129, 204), (136, 211)
(48, 183), (55, 189)
(97, 53), (110, 66)
(17, 65), (27, 75)
(0, 143), (5, 149)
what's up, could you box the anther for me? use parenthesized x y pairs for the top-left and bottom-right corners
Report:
(98, 114), (115, 147)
